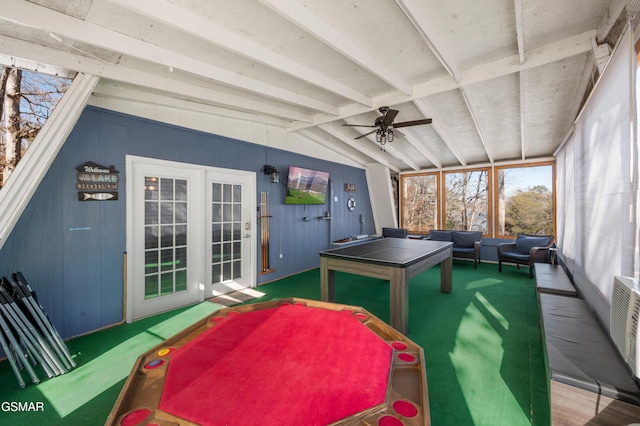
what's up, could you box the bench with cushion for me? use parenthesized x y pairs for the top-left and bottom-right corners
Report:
(534, 263), (577, 296)
(535, 265), (640, 424)
(429, 230), (482, 268)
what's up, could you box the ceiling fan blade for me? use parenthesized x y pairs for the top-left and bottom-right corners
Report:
(392, 129), (405, 139)
(392, 118), (433, 129)
(342, 123), (377, 128)
(381, 109), (399, 127)
(354, 129), (379, 140)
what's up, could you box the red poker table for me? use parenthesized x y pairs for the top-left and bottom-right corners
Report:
(106, 298), (429, 425)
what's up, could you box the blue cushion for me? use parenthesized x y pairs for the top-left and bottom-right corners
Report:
(452, 231), (481, 248)
(515, 235), (551, 254)
(430, 230), (452, 242)
(382, 227), (408, 238)
(453, 247), (475, 255)
(501, 251), (530, 261)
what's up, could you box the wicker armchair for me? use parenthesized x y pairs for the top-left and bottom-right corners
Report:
(429, 230), (483, 268)
(497, 234), (554, 278)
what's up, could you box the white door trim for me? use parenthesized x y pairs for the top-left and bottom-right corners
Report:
(125, 155), (256, 322)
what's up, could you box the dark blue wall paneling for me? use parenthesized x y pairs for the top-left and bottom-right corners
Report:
(0, 106), (375, 338)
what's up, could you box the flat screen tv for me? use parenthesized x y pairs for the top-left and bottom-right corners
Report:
(285, 166), (330, 205)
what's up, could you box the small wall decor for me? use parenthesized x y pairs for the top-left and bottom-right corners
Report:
(344, 183), (357, 192)
(347, 196), (356, 212)
(76, 161), (119, 201)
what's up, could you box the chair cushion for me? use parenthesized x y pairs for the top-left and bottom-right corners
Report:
(453, 247), (475, 255)
(515, 235), (550, 254)
(382, 227), (408, 238)
(452, 231), (481, 248)
(430, 230), (452, 242)
(501, 251), (530, 261)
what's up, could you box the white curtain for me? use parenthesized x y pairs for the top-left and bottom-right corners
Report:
(555, 25), (635, 328)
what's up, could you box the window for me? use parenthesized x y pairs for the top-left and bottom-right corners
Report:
(494, 163), (554, 237)
(400, 163), (555, 238)
(444, 169), (489, 233)
(0, 67), (72, 187)
(400, 173), (438, 233)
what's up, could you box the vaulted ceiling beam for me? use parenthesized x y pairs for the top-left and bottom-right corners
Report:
(298, 129), (371, 169)
(395, 0), (495, 162)
(258, 0), (413, 96)
(596, 0), (626, 42)
(396, 128), (443, 169)
(413, 98), (466, 166)
(514, 0), (525, 65)
(341, 118), (421, 171)
(318, 124), (401, 172)
(289, 30), (595, 133)
(106, 0), (372, 107)
(394, 0), (461, 79)
(92, 83), (290, 128)
(3, 0), (338, 115)
(0, 35), (314, 123)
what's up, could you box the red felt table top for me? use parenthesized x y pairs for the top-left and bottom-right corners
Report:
(158, 303), (393, 425)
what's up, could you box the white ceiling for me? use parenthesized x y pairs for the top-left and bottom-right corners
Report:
(0, 0), (630, 172)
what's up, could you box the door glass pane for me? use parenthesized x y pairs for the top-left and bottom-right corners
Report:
(144, 176), (188, 299)
(211, 182), (243, 284)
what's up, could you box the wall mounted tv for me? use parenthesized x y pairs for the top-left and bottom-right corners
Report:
(285, 166), (330, 205)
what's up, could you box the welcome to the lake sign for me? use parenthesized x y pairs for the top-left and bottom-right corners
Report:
(76, 161), (119, 201)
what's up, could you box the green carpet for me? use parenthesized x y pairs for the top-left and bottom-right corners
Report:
(0, 262), (549, 425)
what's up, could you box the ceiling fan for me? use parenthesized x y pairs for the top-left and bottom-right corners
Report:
(342, 107), (432, 144)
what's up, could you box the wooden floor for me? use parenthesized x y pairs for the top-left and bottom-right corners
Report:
(551, 380), (640, 425)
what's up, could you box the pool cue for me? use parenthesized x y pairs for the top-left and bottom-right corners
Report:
(0, 299), (39, 384)
(10, 274), (75, 369)
(0, 319), (26, 387)
(260, 192), (270, 273)
(264, 192), (268, 271)
(0, 288), (59, 377)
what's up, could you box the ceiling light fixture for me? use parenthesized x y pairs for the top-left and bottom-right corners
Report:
(169, 66), (213, 82)
(261, 165), (280, 183)
(375, 129), (394, 145)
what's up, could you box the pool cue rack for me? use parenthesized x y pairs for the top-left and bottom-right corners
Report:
(258, 192), (275, 275)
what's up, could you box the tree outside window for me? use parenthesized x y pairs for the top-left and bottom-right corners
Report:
(495, 163), (553, 237)
(444, 169), (489, 233)
(0, 67), (71, 187)
(400, 173), (438, 233)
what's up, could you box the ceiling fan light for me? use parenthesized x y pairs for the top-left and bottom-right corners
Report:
(386, 130), (394, 143)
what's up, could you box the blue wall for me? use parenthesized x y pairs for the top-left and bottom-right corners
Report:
(0, 106), (375, 338)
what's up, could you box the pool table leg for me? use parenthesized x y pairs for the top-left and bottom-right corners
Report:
(389, 268), (409, 335)
(320, 257), (335, 302)
(440, 253), (453, 293)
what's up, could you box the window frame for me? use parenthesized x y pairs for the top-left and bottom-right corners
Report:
(492, 161), (556, 239)
(442, 167), (491, 235)
(399, 171), (440, 234)
(399, 160), (556, 239)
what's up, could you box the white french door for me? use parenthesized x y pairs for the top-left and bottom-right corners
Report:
(126, 156), (256, 322)
(205, 170), (255, 296)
